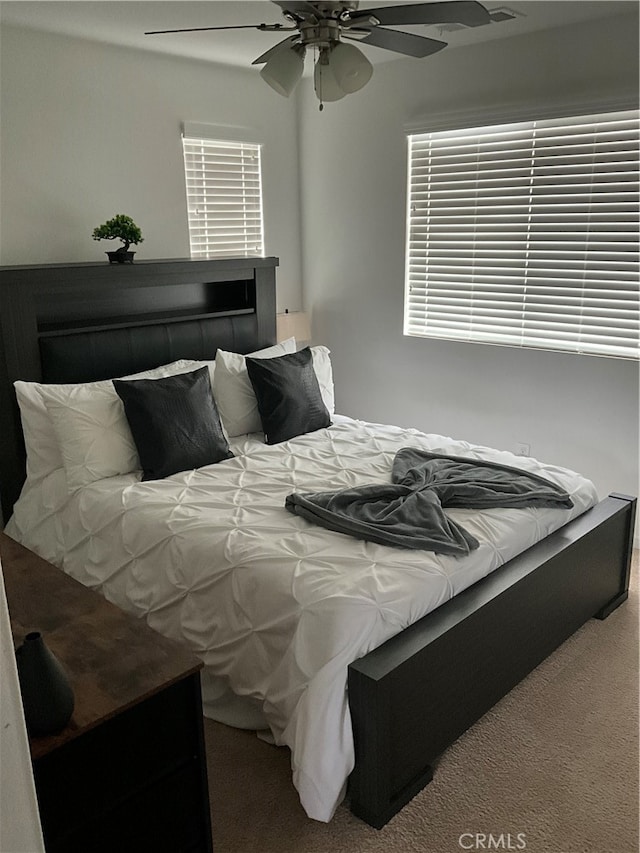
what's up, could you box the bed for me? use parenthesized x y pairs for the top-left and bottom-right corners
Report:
(0, 257), (635, 829)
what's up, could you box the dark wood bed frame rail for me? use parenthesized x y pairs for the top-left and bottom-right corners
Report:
(348, 492), (636, 827)
(0, 258), (635, 831)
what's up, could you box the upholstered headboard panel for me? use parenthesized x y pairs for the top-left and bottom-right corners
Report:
(0, 257), (279, 521)
(39, 314), (259, 384)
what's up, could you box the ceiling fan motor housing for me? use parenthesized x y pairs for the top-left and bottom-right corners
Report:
(299, 19), (342, 48)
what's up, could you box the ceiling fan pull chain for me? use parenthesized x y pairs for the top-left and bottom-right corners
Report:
(314, 44), (324, 111)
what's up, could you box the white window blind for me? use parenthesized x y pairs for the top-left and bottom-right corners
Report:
(404, 109), (640, 359)
(182, 136), (265, 258)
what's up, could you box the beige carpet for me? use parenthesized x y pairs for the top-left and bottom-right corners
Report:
(204, 551), (639, 853)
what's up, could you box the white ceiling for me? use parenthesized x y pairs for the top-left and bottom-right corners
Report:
(0, 0), (635, 69)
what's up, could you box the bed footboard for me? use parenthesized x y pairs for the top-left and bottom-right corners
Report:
(347, 494), (636, 829)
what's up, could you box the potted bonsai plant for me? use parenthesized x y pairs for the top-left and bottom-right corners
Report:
(92, 214), (144, 264)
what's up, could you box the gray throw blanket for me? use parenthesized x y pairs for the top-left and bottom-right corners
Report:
(285, 448), (574, 557)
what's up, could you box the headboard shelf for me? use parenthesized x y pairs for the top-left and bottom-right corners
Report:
(0, 256), (279, 522)
(33, 274), (259, 329)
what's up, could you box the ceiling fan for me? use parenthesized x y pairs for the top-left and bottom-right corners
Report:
(145, 1), (491, 108)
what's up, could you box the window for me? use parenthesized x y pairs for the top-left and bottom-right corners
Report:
(182, 134), (264, 259)
(404, 108), (640, 359)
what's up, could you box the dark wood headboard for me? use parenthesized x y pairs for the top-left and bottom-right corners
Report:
(0, 256), (279, 522)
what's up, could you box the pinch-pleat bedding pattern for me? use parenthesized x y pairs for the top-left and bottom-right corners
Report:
(7, 415), (598, 822)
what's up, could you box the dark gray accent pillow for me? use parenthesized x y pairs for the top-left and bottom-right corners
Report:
(246, 347), (331, 445)
(113, 367), (233, 480)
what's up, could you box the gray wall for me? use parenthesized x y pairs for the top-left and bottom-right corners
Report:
(298, 12), (639, 516)
(0, 25), (304, 312)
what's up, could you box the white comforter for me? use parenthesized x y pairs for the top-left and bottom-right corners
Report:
(7, 415), (598, 821)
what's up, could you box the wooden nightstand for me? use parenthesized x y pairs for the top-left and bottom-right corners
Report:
(0, 532), (213, 853)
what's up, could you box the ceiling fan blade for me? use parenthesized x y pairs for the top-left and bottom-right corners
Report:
(252, 35), (302, 65)
(351, 27), (447, 58)
(356, 1), (490, 28)
(144, 23), (291, 35)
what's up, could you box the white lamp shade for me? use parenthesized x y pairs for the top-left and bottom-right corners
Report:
(329, 43), (373, 94)
(276, 311), (311, 344)
(314, 58), (346, 102)
(260, 47), (304, 97)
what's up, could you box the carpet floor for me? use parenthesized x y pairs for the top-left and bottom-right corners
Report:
(204, 551), (639, 853)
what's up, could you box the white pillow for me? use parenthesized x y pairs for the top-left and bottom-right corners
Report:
(310, 346), (335, 417)
(14, 382), (65, 482)
(17, 359), (201, 488)
(42, 383), (140, 490)
(213, 338), (297, 437)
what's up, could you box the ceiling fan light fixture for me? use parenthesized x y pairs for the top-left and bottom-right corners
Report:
(313, 52), (347, 103)
(260, 44), (305, 97)
(328, 42), (373, 93)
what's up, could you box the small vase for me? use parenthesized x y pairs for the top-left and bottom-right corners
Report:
(15, 632), (75, 737)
